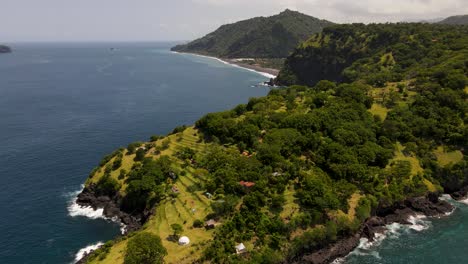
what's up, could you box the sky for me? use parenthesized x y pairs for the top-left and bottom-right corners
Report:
(0, 0), (467, 42)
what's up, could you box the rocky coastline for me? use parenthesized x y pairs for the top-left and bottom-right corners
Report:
(76, 184), (150, 234)
(75, 184), (156, 263)
(292, 193), (455, 264)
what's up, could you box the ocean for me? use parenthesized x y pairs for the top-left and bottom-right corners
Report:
(1, 42), (467, 264)
(0, 42), (269, 263)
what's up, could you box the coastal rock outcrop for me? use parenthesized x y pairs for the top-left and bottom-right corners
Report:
(76, 184), (144, 233)
(292, 193), (454, 264)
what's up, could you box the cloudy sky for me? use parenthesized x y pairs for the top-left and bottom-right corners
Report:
(1, 0), (467, 42)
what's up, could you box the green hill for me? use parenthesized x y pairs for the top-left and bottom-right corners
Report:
(171, 9), (333, 58)
(276, 23), (468, 87)
(0, 45), (11, 53)
(438, 15), (468, 25)
(80, 23), (466, 264)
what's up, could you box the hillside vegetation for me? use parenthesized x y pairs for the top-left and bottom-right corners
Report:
(438, 15), (468, 25)
(276, 23), (468, 87)
(171, 9), (333, 59)
(83, 23), (466, 264)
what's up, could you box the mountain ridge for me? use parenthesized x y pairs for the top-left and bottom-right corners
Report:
(171, 9), (334, 59)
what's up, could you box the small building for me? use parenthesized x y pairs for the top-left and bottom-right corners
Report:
(235, 243), (247, 254)
(169, 171), (177, 180)
(172, 185), (179, 193)
(178, 236), (190, 245)
(239, 181), (255, 188)
(205, 219), (216, 229)
(204, 192), (213, 199)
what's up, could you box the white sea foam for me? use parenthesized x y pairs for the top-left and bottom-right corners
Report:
(66, 185), (106, 220)
(340, 214), (431, 262)
(74, 241), (103, 263)
(458, 197), (468, 205)
(66, 185), (126, 234)
(407, 214), (430, 232)
(172, 51), (277, 79)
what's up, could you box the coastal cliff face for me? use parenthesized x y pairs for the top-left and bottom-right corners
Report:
(76, 184), (147, 234)
(0, 45), (12, 53)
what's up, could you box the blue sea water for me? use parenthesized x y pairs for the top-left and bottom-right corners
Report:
(0, 42), (269, 263)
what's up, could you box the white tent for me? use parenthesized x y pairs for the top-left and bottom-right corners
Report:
(178, 236), (190, 245)
(235, 243), (246, 254)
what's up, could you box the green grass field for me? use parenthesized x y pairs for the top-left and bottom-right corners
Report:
(88, 126), (216, 264)
(434, 146), (463, 167)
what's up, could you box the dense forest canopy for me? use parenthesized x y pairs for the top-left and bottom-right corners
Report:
(276, 23), (468, 87)
(84, 23), (467, 264)
(171, 9), (333, 58)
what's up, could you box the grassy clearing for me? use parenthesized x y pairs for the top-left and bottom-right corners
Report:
(434, 146), (463, 167)
(328, 192), (362, 221)
(390, 142), (424, 176)
(369, 103), (389, 120)
(280, 185), (299, 221)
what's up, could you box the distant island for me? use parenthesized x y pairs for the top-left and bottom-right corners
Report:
(0, 45), (12, 53)
(76, 21), (467, 264)
(171, 9), (334, 74)
(438, 14), (468, 25)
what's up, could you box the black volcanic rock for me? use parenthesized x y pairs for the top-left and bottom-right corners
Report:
(291, 194), (454, 264)
(76, 184), (144, 233)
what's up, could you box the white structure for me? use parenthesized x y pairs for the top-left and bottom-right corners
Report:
(235, 243), (246, 254)
(178, 236), (190, 245)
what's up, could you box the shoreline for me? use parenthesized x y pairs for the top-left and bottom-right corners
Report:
(171, 51), (278, 79)
(292, 193), (455, 264)
(73, 185), (461, 264)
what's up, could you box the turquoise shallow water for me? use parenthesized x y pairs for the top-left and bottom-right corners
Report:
(344, 197), (468, 264)
(0, 42), (269, 263)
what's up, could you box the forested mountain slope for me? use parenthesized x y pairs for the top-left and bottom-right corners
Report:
(171, 9), (333, 58)
(276, 23), (468, 87)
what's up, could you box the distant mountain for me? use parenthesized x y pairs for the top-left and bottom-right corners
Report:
(438, 15), (468, 25)
(0, 45), (11, 53)
(171, 9), (334, 58)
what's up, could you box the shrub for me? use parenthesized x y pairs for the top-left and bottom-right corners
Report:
(124, 232), (167, 264)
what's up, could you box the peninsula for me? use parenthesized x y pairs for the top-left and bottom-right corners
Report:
(77, 22), (467, 264)
(171, 9), (334, 74)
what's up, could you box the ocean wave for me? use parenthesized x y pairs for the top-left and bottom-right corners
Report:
(66, 185), (126, 233)
(66, 185), (106, 220)
(74, 241), (103, 263)
(344, 214), (431, 261)
(407, 214), (430, 232)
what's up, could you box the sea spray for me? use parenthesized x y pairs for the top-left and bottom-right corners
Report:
(66, 185), (127, 233)
(74, 242), (103, 263)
